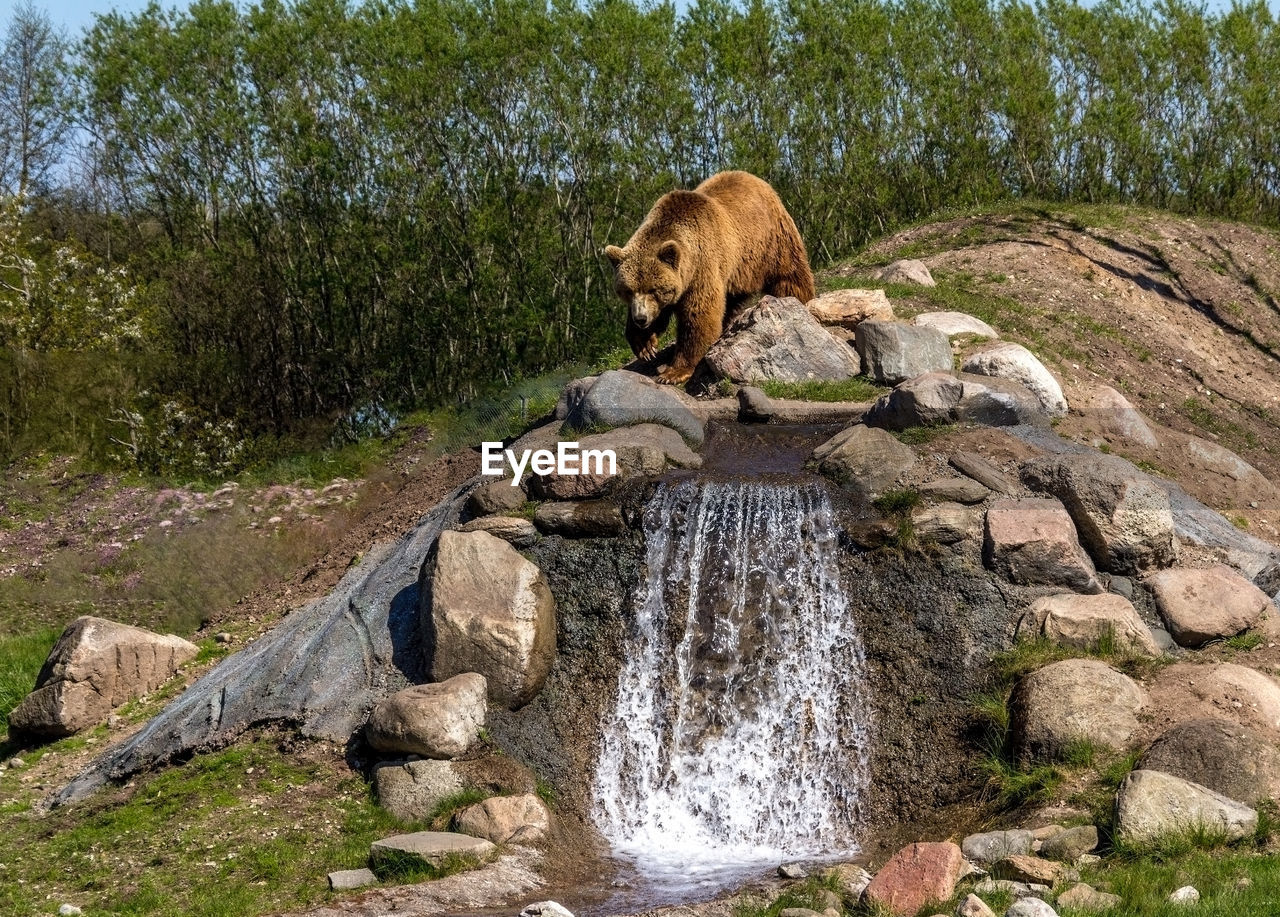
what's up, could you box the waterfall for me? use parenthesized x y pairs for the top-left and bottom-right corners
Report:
(593, 478), (873, 889)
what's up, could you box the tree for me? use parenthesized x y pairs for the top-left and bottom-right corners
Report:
(0, 3), (71, 197)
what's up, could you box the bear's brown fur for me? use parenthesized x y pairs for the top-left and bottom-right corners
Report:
(604, 171), (815, 385)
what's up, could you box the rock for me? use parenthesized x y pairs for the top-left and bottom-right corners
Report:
(992, 854), (1067, 886)
(1037, 825), (1098, 862)
(962, 343), (1067, 417)
(559, 370), (704, 445)
(459, 515), (539, 548)
(1139, 717), (1280, 805)
(954, 373), (1048, 427)
(778, 863), (808, 879)
(864, 372), (963, 430)
(1168, 886), (1200, 904)
(453, 793), (551, 844)
(1115, 770), (1258, 845)
(810, 424), (917, 499)
(825, 863), (872, 898)
(533, 500), (627, 537)
(1183, 436), (1279, 503)
(957, 893), (997, 917)
(1017, 593), (1162, 657)
(779, 910), (823, 917)
(913, 502), (980, 544)
(974, 879), (1049, 899)
(1004, 900), (1057, 917)
(807, 288), (894, 326)
(468, 480), (527, 516)
(328, 867), (377, 890)
(983, 498), (1104, 594)
(1077, 384), (1159, 448)
(521, 902), (574, 917)
(1201, 663), (1280, 729)
(864, 842), (965, 917)
(1030, 825), (1065, 841)
(920, 477), (990, 505)
(961, 829), (1034, 863)
(1009, 659), (1145, 762)
(1147, 564), (1270, 648)
(368, 831), (495, 873)
(703, 295), (862, 383)
(58, 906), (83, 917)
(1020, 453), (1178, 574)
(1109, 575), (1135, 600)
(872, 258), (936, 287)
(1055, 883), (1120, 911)
(7, 616), (198, 738)
(915, 311), (998, 338)
(374, 759), (464, 821)
(531, 424), (701, 499)
(365, 673), (487, 759)
(738, 386), (776, 423)
(427, 530), (556, 710)
(951, 451), (1016, 494)
(856, 321), (953, 385)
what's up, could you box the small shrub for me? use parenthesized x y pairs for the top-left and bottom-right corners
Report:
(872, 488), (922, 516)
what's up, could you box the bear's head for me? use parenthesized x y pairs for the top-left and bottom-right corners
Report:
(604, 239), (686, 330)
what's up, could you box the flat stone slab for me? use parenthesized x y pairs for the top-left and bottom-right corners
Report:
(328, 867), (377, 890)
(369, 831), (496, 871)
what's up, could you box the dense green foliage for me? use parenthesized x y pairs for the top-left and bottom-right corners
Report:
(5, 0), (1280, 472)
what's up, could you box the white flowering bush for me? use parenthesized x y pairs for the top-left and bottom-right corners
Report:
(110, 396), (251, 479)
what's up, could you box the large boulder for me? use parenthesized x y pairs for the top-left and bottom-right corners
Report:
(1190, 663), (1280, 731)
(871, 259), (936, 287)
(8, 616), (198, 738)
(962, 343), (1067, 417)
(364, 673), (487, 759)
(865, 372), (1045, 431)
(557, 370), (704, 446)
(702, 295), (861, 383)
(855, 321), (953, 385)
(1182, 435), (1280, 505)
(863, 842), (965, 917)
(810, 424), (917, 499)
(806, 288), (893, 327)
(1138, 718), (1280, 805)
(1115, 770), (1258, 845)
(914, 311), (997, 338)
(1017, 593), (1161, 657)
(454, 793), (552, 844)
(425, 531), (556, 710)
(1021, 453), (1178, 574)
(375, 759), (464, 821)
(983, 498), (1104, 594)
(1146, 564), (1270, 648)
(1009, 659), (1145, 762)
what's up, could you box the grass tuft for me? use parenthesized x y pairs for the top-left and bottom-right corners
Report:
(0, 628), (59, 730)
(758, 378), (887, 403)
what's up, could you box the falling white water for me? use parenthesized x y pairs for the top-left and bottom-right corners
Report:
(592, 479), (873, 891)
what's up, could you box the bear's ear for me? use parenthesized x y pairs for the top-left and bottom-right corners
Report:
(604, 245), (626, 267)
(657, 240), (682, 270)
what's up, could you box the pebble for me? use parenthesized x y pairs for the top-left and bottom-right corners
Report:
(8, 758), (23, 769)
(1169, 886), (1200, 904)
(520, 903), (574, 917)
(58, 906), (83, 916)
(778, 863), (808, 879)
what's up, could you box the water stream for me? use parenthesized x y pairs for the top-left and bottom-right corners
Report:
(592, 478), (873, 895)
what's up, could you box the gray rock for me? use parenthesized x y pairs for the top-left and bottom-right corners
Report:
(974, 879), (1050, 899)
(328, 867), (377, 890)
(8, 616), (198, 738)
(458, 515), (539, 548)
(915, 311), (998, 338)
(1115, 770), (1258, 845)
(955, 373), (1048, 427)
(951, 452), (1016, 494)
(365, 673), (487, 759)
(1009, 659), (1145, 762)
(956, 893), (997, 917)
(1004, 899), (1057, 917)
(52, 480), (478, 807)
(58, 906), (83, 917)
(1147, 564), (1270, 648)
(1017, 593), (1161, 657)
(983, 498), (1104, 594)
(872, 259), (936, 287)
(533, 500), (627, 537)
(368, 831), (495, 872)
(1021, 453), (1178, 574)
(1168, 886), (1200, 905)
(1108, 575), (1135, 600)
(913, 503), (981, 544)
(468, 480), (527, 516)
(559, 370), (704, 446)
(1055, 883), (1120, 912)
(521, 902), (574, 917)
(374, 759), (465, 821)
(454, 793), (551, 844)
(824, 863), (872, 898)
(856, 321), (953, 385)
(864, 372), (964, 430)
(961, 829), (1035, 864)
(1078, 384), (1159, 448)
(811, 424), (917, 499)
(427, 530), (556, 710)
(1139, 717), (1280, 806)
(920, 477), (990, 505)
(738, 386), (776, 423)
(778, 863), (808, 879)
(1038, 825), (1097, 862)
(962, 343), (1067, 417)
(807, 288), (894, 326)
(703, 295), (862, 384)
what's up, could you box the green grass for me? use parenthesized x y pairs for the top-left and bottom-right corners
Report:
(0, 627), (59, 729)
(429, 788), (493, 829)
(758, 377), (887, 402)
(894, 424), (956, 445)
(1224, 631), (1265, 652)
(731, 874), (842, 917)
(872, 488), (923, 516)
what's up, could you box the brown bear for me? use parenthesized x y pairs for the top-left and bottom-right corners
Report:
(604, 171), (815, 385)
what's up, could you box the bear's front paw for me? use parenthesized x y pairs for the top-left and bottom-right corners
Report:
(638, 342), (658, 362)
(656, 366), (693, 385)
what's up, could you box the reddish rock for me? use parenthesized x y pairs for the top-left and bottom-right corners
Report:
(864, 842), (965, 917)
